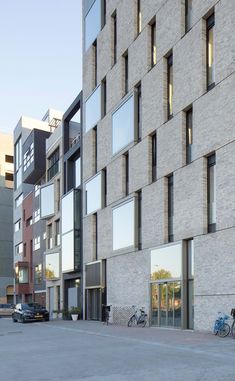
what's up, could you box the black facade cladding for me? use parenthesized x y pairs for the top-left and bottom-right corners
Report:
(22, 129), (51, 184)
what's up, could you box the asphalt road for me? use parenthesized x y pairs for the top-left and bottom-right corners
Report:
(0, 318), (235, 381)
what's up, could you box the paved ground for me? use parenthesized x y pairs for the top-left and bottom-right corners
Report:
(0, 317), (234, 381)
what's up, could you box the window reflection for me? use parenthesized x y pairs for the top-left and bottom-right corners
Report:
(85, 173), (102, 214)
(85, 86), (101, 133)
(151, 243), (181, 280)
(112, 95), (134, 155)
(113, 199), (135, 250)
(85, 0), (101, 51)
(62, 231), (74, 272)
(45, 253), (60, 280)
(62, 191), (74, 234)
(207, 14), (215, 89)
(40, 183), (55, 218)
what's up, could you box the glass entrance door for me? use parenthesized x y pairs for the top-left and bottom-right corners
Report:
(87, 288), (102, 321)
(151, 281), (181, 328)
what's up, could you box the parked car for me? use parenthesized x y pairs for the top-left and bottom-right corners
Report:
(12, 303), (50, 323)
(0, 303), (15, 317)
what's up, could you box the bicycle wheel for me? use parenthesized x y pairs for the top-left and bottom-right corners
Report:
(128, 315), (137, 327)
(218, 323), (230, 338)
(231, 321), (235, 338)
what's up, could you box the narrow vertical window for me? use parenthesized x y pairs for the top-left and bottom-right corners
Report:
(186, 108), (193, 164)
(152, 132), (157, 182)
(94, 213), (98, 261)
(168, 174), (174, 242)
(137, 0), (141, 35)
(137, 190), (142, 250)
(167, 54), (173, 119)
(93, 126), (97, 174)
(136, 83), (142, 141)
(125, 152), (129, 196)
(112, 12), (117, 65)
(207, 14), (215, 90)
(124, 52), (128, 95)
(187, 238), (194, 329)
(151, 21), (156, 67)
(101, 77), (107, 117)
(207, 154), (216, 232)
(185, 0), (192, 33)
(101, 0), (106, 28)
(102, 167), (107, 207)
(93, 40), (97, 89)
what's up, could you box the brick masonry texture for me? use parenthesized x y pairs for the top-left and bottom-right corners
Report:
(82, 0), (235, 331)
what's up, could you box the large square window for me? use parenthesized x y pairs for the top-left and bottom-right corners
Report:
(85, 173), (102, 215)
(151, 243), (182, 280)
(112, 95), (135, 155)
(85, 0), (101, 51)
(85, 86), (101, 133)
(113, 199), (135, 251)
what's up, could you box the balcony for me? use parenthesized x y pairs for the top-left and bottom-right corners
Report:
(22, 129), (51, 184)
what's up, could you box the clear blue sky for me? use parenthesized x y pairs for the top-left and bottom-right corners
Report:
(0, 0), (82, 134)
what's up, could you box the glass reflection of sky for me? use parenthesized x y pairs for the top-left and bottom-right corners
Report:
(62, 231), (74, 272)
(151, 243), (181, 280)
(75, 157), (81, 187)
(86, 173), (102, 214)
(85, 0), (101, 50)
(41, 184), (54, 218)
(85, 85), (101, 132)
(113, 199), (134, 250)
(62, 191), (74, 234)
(112, 95), (134, 155)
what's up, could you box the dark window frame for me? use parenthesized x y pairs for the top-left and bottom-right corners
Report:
(152, 132), (157, 182)
(186, 108), (193, 164)
(167, 54), (173, 120)
(206, 13), (215, 91)
(47, 148), (60, 181)
(168, 174), (174, 242)
(207, 153), (216, 233)
(151, 21), (156, 67)
(112, 11), (117, 65)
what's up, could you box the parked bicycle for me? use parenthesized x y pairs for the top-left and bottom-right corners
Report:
(230, 308), (235, 338)
(102, 305), (112, 325)
(213, 312), (230, 337)
(127, 306), (148, 327)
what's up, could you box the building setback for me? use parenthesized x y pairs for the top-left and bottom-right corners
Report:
(0, 132), (14, 303)
(82, 0), (235, 330)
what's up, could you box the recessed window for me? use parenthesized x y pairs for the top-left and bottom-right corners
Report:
(48, 224), (53, 249)
(5, 155), (13, 163)
(112, 95), (135, 155)
(75, 157), (81, 188)
(5, 172), (13, 181)
(151, 243), (182, 280)
(85, 85), (101, 133)
(167, 54), (173, 119)
(185, 0), (193, 33)
(101, 0), (106, 28)
(112, 11), (117, 65)
(85, 0), (101, 51)
(14, 220), (21, 232)
(207, 154), (216, 232)
(33, 236), (41, 251)
(168, 174), (174, 242)
(137, 0), (142, 35)
(93, 40), (97, 89)
(101, 77), (107, 118)
(207, 13), (215, 90)
(124, 152), (129, 196)
(186, 108), (193, 164)
(137, 190), (142, 250)
(123, 51), (128, 95)
(47, 148), (60, 181)
(26, 217), (33, 227)
(93, 127), (97, 173)
(15, 242), (23, 256)
(55, 219), (60, 246)
(34, 208), (40, 223)
(152, 132), (157, 182)
(15, 193), (23, 208)
(85, 173), (103, 215)
(150, 21), (156, 67)
(113, 199), (135, 251)
(35, 184), (40, 197)
(136, 83), (142, 141)
(18, 267), (29, 284)
(35, 264), (42, 285)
